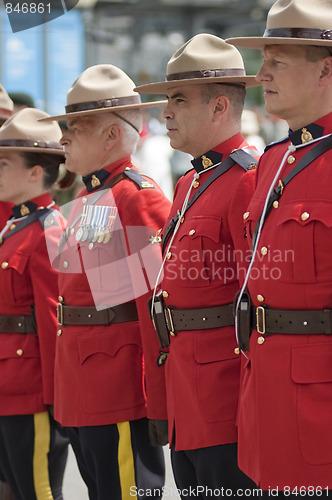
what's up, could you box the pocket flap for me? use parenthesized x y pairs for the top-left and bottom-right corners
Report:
(194, 327), (239, 363)
(292, 342), (332, 383)
(277, 201), (332, 227)
(179, 216), (221, 243)
(78, 329), (141, 364)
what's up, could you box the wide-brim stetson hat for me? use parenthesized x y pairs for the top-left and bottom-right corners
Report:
(134, 33), (258, 95)
(41, 64), (167, 122)
(0, 108), (65, 155)
(226, 0), (332, 49)
(0, 84), (14, 121)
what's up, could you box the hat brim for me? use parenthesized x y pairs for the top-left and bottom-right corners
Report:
(39, 100), (167, 122)
(134, 76), (259, 95)
(226, 36), (332, 50)
(0, 146), (65, 155)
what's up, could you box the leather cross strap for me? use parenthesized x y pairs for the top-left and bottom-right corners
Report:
(253, 306), (332, 335)
(57, 302), (138, 326)
(252, 134), (332, 250)
(165, 303), (234, 335)
(0, 314), (36, 334)
(162, 149), (257, 254)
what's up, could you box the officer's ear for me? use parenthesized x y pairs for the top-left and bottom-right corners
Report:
(104, 123), (121, 148)
(319, 56), (332, 84)
(212, 95), (229, 120)
(27, 164), (44, 184)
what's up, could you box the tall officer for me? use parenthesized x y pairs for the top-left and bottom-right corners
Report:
(135, 34), (259, 498)
(227, 0), (332, 494)
(0, 108), (72, 500)
(42, 64), (171, 500)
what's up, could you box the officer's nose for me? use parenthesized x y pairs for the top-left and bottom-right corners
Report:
(256, 64), (271, 84)
(162, 102), (174, 120)
(60, 132), (69, 146)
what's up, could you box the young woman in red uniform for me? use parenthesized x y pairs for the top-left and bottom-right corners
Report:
(0, 107), (74, 500)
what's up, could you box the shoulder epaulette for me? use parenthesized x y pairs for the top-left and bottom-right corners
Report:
(230, 149), (258, 171)
(264, 135), (289, 152)
(38, 208), (62, 229)
(124, 169), (155, 190)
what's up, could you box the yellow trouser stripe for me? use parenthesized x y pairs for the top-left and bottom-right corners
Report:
(117, 421), (137, 499)
(33, 412), (54, 500)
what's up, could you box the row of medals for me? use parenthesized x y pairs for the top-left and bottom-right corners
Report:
(66, 205), (117, 248)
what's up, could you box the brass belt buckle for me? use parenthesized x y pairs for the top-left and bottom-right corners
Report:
(256, 306), (266, 335)
(57, 303), (64, 326)
(165, 308), (175, 337)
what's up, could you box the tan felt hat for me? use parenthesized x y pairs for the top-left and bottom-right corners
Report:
(226, 0), (332, 49)
(0, 108), (65, 155)
(0, 85), (14, 121)
(41, 64), (167, 122)
(134, 33), (259, 95)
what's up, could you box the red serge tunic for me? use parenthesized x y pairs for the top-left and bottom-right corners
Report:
(55, 157), (171, 427)
(161, 134), (257, 451)
(0, 193), (65, 415)
(0, 202), (13, 228)
(238, 113), (332, 490)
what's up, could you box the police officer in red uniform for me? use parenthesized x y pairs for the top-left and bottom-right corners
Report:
(0, 84), (14, 231)
(0, 108), (72, 500)
(227, 0), (332, 495)
(135, 34), (259, 498)
(42, 64), (171, 500)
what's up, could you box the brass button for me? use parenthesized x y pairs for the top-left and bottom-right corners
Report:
(57, 329), (63, 337)
(82, 197), (88, 204)
(1, 262), (8, 269)
(58, 296), (64, 303)
(166, 252), (172, 260)
(257, 294), (265, 303)
(189, 229), (195, 236)
(63, 261), (69, 269)
(16, 349), (23, 356)
(287, 155), (295, 164)
(170, 331), (176, 337)
(243, 212), (250, 220)
(193, 181), (200, 188)
(88, 243), (94, 250)
(180, 217), (184, 223)
(234, 347), (240, 355)
(301, 212), (310, 221)
(273, 201), (279, 209)
(162, 291), (169, 298)
(9, 223), (16, 230)
(261, 246), (268, 256)
(257, 336), (265, 345)
(70, 228), (75, 235)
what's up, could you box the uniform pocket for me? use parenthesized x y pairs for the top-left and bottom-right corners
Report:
(78, 327), (145, 414)
(0, 335), (41, 396)
(0, 251), (31, 304)
(175, 216), (222, 287)
(291, 342), (332, 465)
(193, 328), (240, 423)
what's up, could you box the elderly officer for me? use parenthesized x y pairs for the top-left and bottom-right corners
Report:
(227, 0), (332, 494)
(42, 64), (171, 500)
(135, 34), (259, 498)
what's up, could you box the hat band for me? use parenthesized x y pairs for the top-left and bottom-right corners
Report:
(0, 139), (63, 150)
(264, 28), (332, 41)
(65, 95), (142, 113)
(166, 68), (246, 81)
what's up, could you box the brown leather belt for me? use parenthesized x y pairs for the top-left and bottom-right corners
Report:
(0, 315), (36, 334)
(57, 302), (138, 326)
(165, 303), (234, 335)
(253, 306), (332, 335)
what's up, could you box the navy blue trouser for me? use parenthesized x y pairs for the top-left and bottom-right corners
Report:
(66, 417), (165, 500)
(171, 442), (258, 499)
(0, 412), (69, 500)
